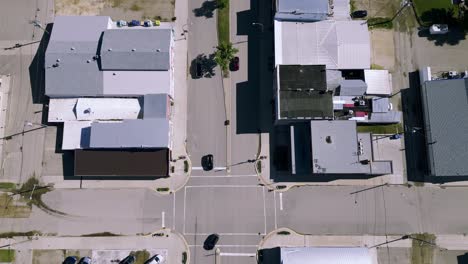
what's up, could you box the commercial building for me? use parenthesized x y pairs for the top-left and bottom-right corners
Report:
(274, 0), (330, 22)
(420, 78), (468, 178)
(45, 16), (174, 177)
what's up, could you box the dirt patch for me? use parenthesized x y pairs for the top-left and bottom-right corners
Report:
(370, 29), (396, 71)
(0, 193), (31, 218)
(353, 0), (400, 18)
(33, 250), (92, 264)
(55, 0), (175, 20)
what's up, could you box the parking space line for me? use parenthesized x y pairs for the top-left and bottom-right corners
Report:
(162, 211), (165, 228)
(188, 245), (259, 247)
(274, 191), (278, 230)
(220, 253), (257, 257)
(263, 187), (267, 235)
(279, 193), (283, 211)
(192, 167), (227, 170)
(172, 193), (176, 230)
(183, 187), (187, 234)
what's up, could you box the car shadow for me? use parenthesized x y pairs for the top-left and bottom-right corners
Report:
(193, 0), (218, 18)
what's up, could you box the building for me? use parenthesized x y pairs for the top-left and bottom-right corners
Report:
(45, 16), (174, 177)
(274, 20), (371, 70)
(258, 247), (373, 264)
(285, 120), (392, 178)
(420, 78), (468, 177)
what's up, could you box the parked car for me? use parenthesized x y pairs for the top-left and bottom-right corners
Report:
(116, 20), (127, 27)
(203, 234), (219, 250)
(389, 134), (401, 140)
(78, 257), (92, 264)
(128, 20), (140, 27)
(63, 256), (78, 264)
(230, 56), (239, 71)
(201, 154), (214, 171)
(145, 254), (165, 264)
(143, 20), (153, 27)
(429, 24), (448, 35)
(351, 10), (368, 18)
(120, 255), (136, 264)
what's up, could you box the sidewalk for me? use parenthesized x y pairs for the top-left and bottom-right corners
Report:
(1, 229), (189, 264)
(0, 75), (11, 167)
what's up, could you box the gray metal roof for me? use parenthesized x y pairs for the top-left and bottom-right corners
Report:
(421, 79), (468, 177)
(310, 120), (391, 175)
(100, 29), (171, 71)
(45, 16), (110, 97)
(280, 247), (372, 264)
(45, 41), (103, 97)
(144, 94), (170, 119)
(275, 0), (328, 22)
(89, 119), (169, 148)
(339, 79), (367, 96)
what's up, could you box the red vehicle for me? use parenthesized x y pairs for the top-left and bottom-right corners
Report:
(230, 57), (239, 71)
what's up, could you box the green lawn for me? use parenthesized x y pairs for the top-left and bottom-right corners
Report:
(0, 250), (15, 262)
(0, 182), (16, 191)
(413, 0), (453, 15)
(357, 123), (403, 134)
(217, 2), (230, 44)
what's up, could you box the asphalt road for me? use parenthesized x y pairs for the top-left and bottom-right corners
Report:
(186, 0), (227, 170)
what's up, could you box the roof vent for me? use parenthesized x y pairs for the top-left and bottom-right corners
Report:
(325, 136), (332, 144)
(86, 60), (91, 63)
(70, 47), (75, 50)
(156, 49), (161, 52)
(52, 63), (59, 68)
(56, 59), (61, 62)
(132, 48), (136, 52)
(108, 48), (112, 51)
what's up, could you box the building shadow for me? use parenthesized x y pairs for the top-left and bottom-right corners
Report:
(235, 0), (275, 134)
(29, 23), (53, 104)
(417, 8), (466, 46)
(401, 71), (428, 183)
(193, 0), (218, 18)
(458, 253), (468, 264)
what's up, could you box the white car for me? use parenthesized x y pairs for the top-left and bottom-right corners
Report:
(145, 254), (164, 264)
(429, 24), (448, 35)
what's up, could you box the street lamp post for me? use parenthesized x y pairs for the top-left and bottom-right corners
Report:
(252, 22), (264, 32)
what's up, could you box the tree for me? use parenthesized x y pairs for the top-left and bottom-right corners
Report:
(216, 0), (228, 9)
(213, 42), (238, 76)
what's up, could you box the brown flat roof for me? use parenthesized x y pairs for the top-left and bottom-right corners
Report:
(74, 149), (169, 176)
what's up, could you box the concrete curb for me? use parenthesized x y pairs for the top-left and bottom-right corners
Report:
(149, 229), (191, 264)
(172, 140), (192, 194)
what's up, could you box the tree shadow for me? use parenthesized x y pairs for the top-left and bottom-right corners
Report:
(29, 23), (53, 104)
(417, 8), (467, 46)
(190, 54), (217, 79)
(193, 0), (218, 18)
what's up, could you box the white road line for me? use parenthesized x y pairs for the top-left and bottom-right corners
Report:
(220, 253), (257, 257)
(162, 211), (165, 228)
(274, 191), (278, 229)
(188, 245), (259, 247)
(279, 193), (283, 211)
(192, 166), (227, 170)
(183, 187), (187, 234)
(185, 185), (262, 188)
(184, 233), (265, 236)
(262, 187), (267, 235)
(190, 174), (257, 178)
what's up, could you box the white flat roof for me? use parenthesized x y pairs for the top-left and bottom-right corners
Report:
(281, 247), (372, 264)
(48, 99), (78, 122)
(103, 71), (171, 96)
(275, 20), (370, 69)
(62, 121), (91, 150)
(364, 70), (392, 95)
(48, 98), (141, 122)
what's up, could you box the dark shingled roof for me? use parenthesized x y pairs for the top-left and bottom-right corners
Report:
(279, 65), (327, 91)
(421, 79), (468, 177)
(279, 91), (333, 119)
(74, 149), (169, 176)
